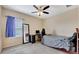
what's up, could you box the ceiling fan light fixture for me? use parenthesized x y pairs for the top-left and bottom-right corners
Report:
(37, 11), (43, 16)
(40, 11), (43, 15)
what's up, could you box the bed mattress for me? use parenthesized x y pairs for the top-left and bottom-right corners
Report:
(42, 35), (70, 51)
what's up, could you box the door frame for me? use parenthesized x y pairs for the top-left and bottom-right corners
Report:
(22, 24), (30, 44)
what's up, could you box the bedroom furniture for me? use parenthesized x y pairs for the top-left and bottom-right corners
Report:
(35, 30), (41, 41)
(23, 24), (30, 44)
(42, 35), (70, 51)
(69, 33), (77, 52)
(66, 28), (79, 53)
(41, 28), (46, 37)
(29, 35), (36, 43)
(29, 35), (31, 42)
(42, 28), (79, 54)
(76, 28), (79, 54)
(31, 35), (36, 43)
(35, 34), (41, 41)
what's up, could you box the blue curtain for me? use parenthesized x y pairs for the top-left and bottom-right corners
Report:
(6, 16), (15, 37)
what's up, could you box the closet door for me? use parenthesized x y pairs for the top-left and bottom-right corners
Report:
(23, 24), (30, 44)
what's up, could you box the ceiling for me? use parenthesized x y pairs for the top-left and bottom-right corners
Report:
(2, 5), (78, 19)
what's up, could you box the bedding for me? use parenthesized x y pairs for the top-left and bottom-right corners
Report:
(42, 35), (71, 51)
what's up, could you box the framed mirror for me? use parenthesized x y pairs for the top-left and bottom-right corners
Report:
(22, 24), (30, 44)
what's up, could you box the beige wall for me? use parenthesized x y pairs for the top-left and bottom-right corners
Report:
(2, 8), (43, 48)
(78, 7), (79, 26)
(43, 8), (79, 37)
(0, 6), (2, 52)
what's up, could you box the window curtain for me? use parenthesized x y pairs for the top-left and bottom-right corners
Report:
(6, 16), (15, 37)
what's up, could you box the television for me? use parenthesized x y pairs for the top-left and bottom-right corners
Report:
(36, 30), (40, 34)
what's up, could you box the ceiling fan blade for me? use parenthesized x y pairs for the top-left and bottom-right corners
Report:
(32, 11), (38, 13)
(66, 5), (72, 7)
(43, 6), (50, 10)
(33, 5), (38, 10)
(43, 11), (49, 14)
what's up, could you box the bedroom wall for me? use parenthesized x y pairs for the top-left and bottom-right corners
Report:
(0, 6), (2, 52)
(78, 7), (79, 26)
(1, 7), (43, 48)
(43, 7), (78, 37)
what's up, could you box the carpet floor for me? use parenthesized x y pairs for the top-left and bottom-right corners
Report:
(1, 42), (66, 54)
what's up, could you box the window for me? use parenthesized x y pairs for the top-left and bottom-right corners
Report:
(6, 16), (23, 37)
(15, 18), (23, 37)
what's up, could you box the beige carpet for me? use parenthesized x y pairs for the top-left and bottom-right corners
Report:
(1, 42), (66, 54)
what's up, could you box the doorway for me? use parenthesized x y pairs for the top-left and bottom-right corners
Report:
(22, 24), (30, 44)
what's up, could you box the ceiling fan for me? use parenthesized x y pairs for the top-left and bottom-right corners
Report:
(32, 5), (50, 16)
(66, 5), (72, 7)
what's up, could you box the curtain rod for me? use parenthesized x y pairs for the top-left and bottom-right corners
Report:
(5, 16), (24, 20)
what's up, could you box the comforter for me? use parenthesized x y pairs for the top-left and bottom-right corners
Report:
(42, 35), (70, 51)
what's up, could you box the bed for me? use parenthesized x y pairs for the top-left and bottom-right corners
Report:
(42, 35), (71, 51)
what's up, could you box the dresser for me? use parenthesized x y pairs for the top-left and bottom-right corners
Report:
(29, 35), (36, 43)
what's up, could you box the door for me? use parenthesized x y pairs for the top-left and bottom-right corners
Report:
(23, 24), (30, 44)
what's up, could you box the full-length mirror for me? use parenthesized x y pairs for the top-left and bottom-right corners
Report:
(23, 24), (30, 44)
